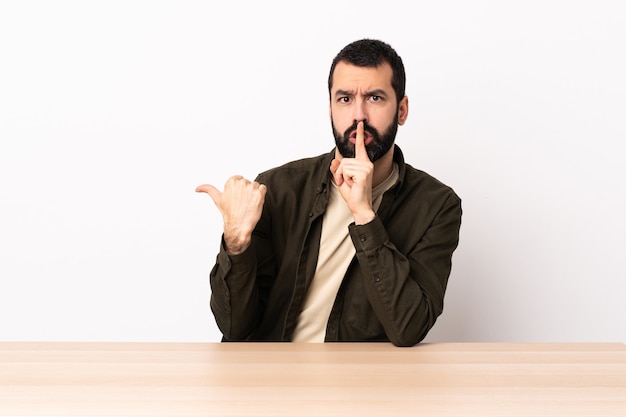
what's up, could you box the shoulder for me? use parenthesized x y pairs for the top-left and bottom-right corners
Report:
(256, 151), (333, 185)
(404, 164), (457, 195)
(394, 146), (460, 203)
(407, 166), (461, 214)
(394, 148), (461, 211)
(394, 163), (462, 227)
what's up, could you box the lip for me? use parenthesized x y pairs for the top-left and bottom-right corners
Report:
(349, 132), (374, 145)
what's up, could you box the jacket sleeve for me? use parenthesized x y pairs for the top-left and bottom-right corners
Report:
(348, 191), (462, 347)
(209, 238), (262, 341)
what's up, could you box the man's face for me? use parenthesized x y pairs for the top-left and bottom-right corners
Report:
(330, 61), (407, 162)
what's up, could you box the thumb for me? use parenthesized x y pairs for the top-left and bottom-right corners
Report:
(195, 184), (221, 204)
(329, 159), (344, 186)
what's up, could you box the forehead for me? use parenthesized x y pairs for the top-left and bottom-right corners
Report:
(331, 61), (394, 94)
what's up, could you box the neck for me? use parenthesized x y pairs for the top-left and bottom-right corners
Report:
(372, 145), (395, 188)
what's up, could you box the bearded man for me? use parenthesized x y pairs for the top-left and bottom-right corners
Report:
(196, 39), (462, 347)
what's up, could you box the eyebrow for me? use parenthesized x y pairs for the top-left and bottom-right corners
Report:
(334, 89), (389, 99)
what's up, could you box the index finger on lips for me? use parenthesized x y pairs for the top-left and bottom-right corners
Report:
(355, 121), (367, 161)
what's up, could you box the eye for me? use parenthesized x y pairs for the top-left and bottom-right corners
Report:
(338, 96), (351, 104)
(370, 95), (383, 102)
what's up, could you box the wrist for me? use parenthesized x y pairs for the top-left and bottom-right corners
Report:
(353, 210), (376, 225)
(223, 229), (252, 255)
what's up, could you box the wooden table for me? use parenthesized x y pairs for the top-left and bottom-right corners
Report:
(1, 342), (625, 416)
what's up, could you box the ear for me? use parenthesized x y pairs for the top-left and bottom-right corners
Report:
(397, 96), (409, 125)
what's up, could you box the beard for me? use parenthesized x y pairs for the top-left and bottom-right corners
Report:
(332, 112), (399, 162)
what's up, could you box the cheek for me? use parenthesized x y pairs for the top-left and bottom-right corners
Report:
(330, 110), (351, 132)
(370, 110), (396, 132)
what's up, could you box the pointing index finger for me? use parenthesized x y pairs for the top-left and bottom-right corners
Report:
(355, 121), (368, 161)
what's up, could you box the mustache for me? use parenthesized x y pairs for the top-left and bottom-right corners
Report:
(344, 120), (377, 139)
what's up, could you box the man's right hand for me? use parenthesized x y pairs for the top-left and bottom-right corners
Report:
(196, 176), (267, 255)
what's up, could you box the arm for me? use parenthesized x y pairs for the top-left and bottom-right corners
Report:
(196, 176), (267, 340)
(349, 193), (462, 347)
(330, 121), (461, 346)
(208, 238), (261, 340)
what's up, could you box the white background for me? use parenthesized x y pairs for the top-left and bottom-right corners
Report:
(1, 1), (624, 343)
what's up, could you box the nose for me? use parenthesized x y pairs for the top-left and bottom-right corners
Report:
(352, 98), (367, 124)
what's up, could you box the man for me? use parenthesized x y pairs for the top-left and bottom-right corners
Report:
(196, 39), (462, 347)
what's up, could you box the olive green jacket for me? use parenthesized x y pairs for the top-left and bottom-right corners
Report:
(209, 146), (462, 347)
